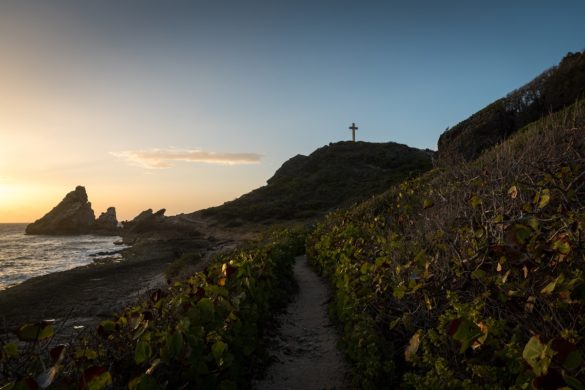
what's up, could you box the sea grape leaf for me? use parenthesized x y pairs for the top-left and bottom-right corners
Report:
(135, 341), (152, 365)
(552, 238), (571, 255)
(513, 224), (532, 244)
(393, 285), (406, 299)
(404, 330), (422, 362)
(563, 350), (582, 371)
(197, 298), (215, 319)
(83, 367), (112, 390)
(97, 320), (116, 337)
(449, 318), (481, 353)
(212, 340), (227, 362)
(17, 323), (54, 342)
(468, 195), (482, 209)
(508, 185), (518, 199)
(541, 274), (564, 295)
(166, 331), (184, 359)
(523, 336), (554, 376)
(563, 375), (585, 390)
(422, 199), (434, 209)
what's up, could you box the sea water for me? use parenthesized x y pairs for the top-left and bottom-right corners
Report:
(0, 223), (126, 291)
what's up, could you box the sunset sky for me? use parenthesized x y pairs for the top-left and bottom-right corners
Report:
(1, 0), (585, 222)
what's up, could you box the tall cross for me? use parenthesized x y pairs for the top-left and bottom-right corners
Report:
(349, 122), (358, 142)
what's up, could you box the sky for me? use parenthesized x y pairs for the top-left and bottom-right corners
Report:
(1, 0), (584, 223)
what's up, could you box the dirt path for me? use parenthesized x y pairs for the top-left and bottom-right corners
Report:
(255, 255), (350, 390)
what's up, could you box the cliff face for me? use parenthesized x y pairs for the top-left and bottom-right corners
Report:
(437, 50), (585, 164)
(26, 186), (96, 235)
(200, 141), (434, 225)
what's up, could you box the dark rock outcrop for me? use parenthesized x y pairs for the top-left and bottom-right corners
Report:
(121, 209), (204, 245)
(91, 207), (119, 235)
(26, 186), (96, 235)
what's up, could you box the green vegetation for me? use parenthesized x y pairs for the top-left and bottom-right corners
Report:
(0, 229), (305, 389)
(200, 141), (433, 225)
(438, 50), (585, 164)
(307, 100), (585, 388)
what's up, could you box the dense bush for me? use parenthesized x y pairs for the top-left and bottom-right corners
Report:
(308, 100), (585, 388)
(0, 229), (306, 389)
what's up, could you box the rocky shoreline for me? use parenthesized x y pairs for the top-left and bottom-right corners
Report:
(0, 215), (256, 342)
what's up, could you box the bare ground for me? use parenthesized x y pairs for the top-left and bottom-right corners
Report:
(254, 255), (350, 390)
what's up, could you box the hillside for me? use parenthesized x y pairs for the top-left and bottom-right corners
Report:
(307, 99), (585, 388)
(198, 141), (433, 225)
(438, 50), (585, 164)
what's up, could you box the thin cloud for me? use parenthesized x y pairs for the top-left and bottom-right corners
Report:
(111, 148), (262, 169)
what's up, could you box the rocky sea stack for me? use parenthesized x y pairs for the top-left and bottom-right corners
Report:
(25, 186), (119, 235)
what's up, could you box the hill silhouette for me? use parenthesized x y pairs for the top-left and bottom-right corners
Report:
(438, 50), (585, 164)
(197, 141), (433, 225)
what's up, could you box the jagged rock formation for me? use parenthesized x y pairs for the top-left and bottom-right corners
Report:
(121, 209), (204, 245)
(26, 186), (96, 235)
(92, 207), (119, 235)
(438, 50), (585, 164)
(199, 141), (434, 225)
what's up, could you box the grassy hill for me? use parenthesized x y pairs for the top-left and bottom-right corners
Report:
(307, 99), (585, 388)
(198, 141), (433, 226)
(438, 50), (585, 164)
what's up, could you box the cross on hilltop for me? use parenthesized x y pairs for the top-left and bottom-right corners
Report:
(349, 122), (358, 142)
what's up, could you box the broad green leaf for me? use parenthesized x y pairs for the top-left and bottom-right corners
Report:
(471, 269), (486, 280)
(451, 318), (481, 353)
(468, 195), (482, 209)
(135, 341), (152, 365)
(422, 199), (434, 209)
(513, 224), (532, 244)
(212, 340), (227, 362)
(393, 285), (406, 299)
(552, 238), (571, 255)
(522, 336), (554, 376)
(564, 375), (585, 390)
(541, 274), (564, 295)
(563, 350), (582, 371)
(83, 367), (112, 390)
(197, 298), (215, 319)
(360, 263), (370, 274)
(17, 323), (54, 342)
(166, 331), (184, 359)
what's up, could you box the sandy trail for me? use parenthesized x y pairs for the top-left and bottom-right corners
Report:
(255, 255), (349, 390)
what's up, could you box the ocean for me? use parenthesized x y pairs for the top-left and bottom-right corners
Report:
(0, 223), (126, 291)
